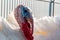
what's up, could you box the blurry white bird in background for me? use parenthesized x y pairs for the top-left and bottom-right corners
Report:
(34, 16), (60, 40)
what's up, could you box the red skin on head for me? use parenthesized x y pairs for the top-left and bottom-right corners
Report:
(14, 5), (34, 40)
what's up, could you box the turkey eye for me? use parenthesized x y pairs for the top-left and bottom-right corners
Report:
(24, 10), (27, 13)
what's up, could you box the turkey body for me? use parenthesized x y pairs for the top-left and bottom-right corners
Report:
(0, 16), (60, 40)
(34, 16), (60, 40)
(0, 17), (25, 40)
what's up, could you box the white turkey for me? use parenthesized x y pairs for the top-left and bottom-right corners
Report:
(0, 5), (60, 40)
(34, 16), (60, 40)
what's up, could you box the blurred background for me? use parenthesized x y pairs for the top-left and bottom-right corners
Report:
(0, 0), (60, 19)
